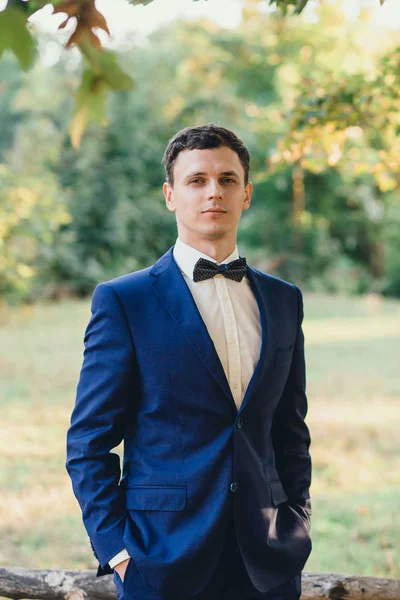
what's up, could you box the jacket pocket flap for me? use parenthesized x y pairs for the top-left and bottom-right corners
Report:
(270, 480), (289, 506)
(126, 485), (187, 511)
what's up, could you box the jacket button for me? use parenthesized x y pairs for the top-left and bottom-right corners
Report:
(230, 481), (238, 492)
(236, 417), (243, 429)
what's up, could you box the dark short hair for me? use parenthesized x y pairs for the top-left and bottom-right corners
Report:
(161, 123), (250, 187)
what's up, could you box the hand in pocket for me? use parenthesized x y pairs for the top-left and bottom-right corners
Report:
(114, 557), (130, 582)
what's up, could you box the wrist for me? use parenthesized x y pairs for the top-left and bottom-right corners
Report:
(114, 557), (130, 581)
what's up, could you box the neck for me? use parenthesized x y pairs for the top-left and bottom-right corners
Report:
(178, 233), (237, 264)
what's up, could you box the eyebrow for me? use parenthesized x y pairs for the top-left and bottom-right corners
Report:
(184, 170), (241, 181)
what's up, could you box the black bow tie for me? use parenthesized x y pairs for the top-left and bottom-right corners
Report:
(193, 257), (247, 282)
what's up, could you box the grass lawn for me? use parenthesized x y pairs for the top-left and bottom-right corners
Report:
(0, 291), (399, 579)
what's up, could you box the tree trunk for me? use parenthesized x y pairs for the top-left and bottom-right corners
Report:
(0, 567), (399, 600)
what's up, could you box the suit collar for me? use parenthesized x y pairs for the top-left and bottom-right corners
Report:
(150, 245), (177, 278)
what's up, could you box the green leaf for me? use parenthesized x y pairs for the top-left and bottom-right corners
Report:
(67, 42), (134, 148)
(27, 0), (55, 13)
(7, 0), (29, 12)
(79, 43), (135, 92)
(128, 0), (156, 5)
(294, 0), (308, 15)
(93, 50), (134, 91)
(75, 70), (107, 119)
(0, 7), (35, 70)
(69, 68), (108, 149)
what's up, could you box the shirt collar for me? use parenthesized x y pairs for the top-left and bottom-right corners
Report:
(173, 237), (240, 281)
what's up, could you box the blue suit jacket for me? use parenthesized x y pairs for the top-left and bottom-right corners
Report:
(66, 244), (312, 596)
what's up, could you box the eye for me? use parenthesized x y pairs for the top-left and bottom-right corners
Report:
(189, 177), (236, 184)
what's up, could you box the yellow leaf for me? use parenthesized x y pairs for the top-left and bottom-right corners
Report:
(375, 172), (398, 192)
(69, 105), (89, 149)
(16, 264), (36, 279)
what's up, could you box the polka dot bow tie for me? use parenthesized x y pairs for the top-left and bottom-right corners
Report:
(193, 257), (247, 283)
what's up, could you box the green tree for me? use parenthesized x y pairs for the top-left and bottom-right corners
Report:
(0, 0), (390, 146)
(2, 0), (400, 302)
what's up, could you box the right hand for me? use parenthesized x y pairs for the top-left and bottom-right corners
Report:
(114, 557), (130, 582)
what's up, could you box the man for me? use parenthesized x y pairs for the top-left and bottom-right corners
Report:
(66, 123), (312, 600)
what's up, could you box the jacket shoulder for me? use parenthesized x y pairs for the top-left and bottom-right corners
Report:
(97, 265), (153, 291)
(250, 266), (300, 296)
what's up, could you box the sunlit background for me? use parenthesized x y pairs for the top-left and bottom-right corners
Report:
(25, 0), (400, 38)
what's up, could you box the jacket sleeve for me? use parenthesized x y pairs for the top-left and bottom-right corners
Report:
(270, 285), (312, 514)
(66, 282), (137, 570)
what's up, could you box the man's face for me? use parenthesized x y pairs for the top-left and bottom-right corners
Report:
(163, 146), (252, 244)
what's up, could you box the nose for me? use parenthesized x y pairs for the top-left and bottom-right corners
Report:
(208, 180), (223, 199)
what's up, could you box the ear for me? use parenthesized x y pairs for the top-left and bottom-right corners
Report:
(242, 182), (252, 211)
(163, 182), (176, 213)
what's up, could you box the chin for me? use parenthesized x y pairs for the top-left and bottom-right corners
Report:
(203, 227), (230, 240)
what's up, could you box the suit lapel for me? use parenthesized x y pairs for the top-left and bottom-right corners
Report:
(240, 266), (277, 412)
(151, 246), (235, 413)
(150, 247), (276, 415)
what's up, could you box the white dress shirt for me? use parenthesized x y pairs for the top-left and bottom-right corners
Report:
(109, 237), (262, 568)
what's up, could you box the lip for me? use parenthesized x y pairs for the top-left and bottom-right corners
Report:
(203, 209), (227, 213)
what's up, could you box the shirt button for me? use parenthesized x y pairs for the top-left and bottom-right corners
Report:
(230, 481), (238, 492)
(236, 417), (243, 429)
(233, 383), (238, 390)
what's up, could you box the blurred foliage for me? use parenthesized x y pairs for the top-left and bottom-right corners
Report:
(0, 165), (71, 302)
(0, 0), (389, 145)
(270, 50), (400, 193)
(0, 0), (399, 303)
